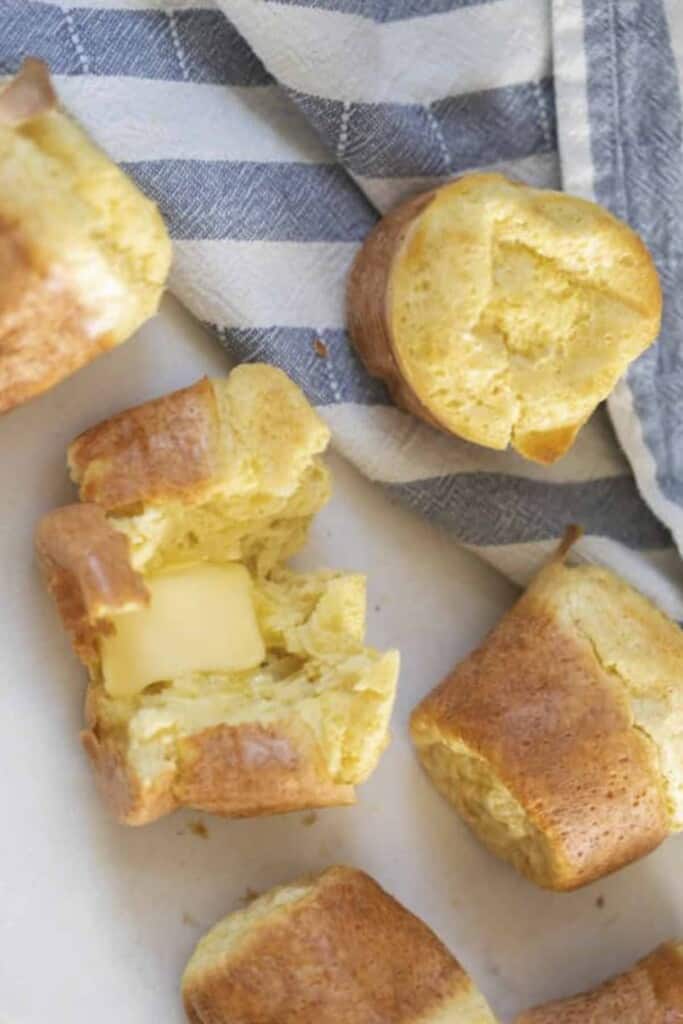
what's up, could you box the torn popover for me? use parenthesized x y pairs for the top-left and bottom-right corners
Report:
(348, 172), (661, 464)
(411, 532), (683, 890)
(516, 940), (683, 1023)
(182, 866), (499, 1024)
(0, 59), (170, 414)
(36, 365), (399, 824)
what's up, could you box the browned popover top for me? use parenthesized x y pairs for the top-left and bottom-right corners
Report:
(516, 941), (683, 1023)
(183, 866), (492, 1024)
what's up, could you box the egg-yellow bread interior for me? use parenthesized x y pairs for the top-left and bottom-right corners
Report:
(348, 172), (661, 463)
(36, 365), (399, 824)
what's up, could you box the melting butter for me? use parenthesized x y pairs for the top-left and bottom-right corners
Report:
(101, 563), (265, 698)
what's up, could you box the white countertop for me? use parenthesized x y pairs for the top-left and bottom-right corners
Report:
(1, 297), (681, 1022)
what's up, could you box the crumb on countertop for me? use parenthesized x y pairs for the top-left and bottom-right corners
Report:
(301, 811), (318, 827)
(182, 911), (199, 927)
(188, 820), (209, 839)
(596, 895), (605, 909)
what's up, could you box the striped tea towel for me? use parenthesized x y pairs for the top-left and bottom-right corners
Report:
(3, 0), (683, 617)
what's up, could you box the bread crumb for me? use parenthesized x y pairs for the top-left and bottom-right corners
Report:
(596, 895), (605, 909)
(313, 338), (328, 358)
(188, 820), (209, 839)
(241, 887), (261, 905)
(301, 811), (318, 826)
(182, 911), (199, 927)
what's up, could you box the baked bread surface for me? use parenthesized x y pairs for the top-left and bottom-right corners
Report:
(182, 866), (499, 1023)
(411, 545), (683, 889)
(348, 172), (661, 463)
(515, 941), (683, 1023)
(37, 365), (399, 824)
(0, 59), (170, 414)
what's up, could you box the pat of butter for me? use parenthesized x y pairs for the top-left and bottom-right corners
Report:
(101, 563), (265, 698)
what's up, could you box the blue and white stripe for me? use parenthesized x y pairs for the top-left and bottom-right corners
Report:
(4, 0), (683, 616)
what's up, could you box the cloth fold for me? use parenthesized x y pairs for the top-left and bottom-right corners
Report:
(3, 0), (683, 614)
